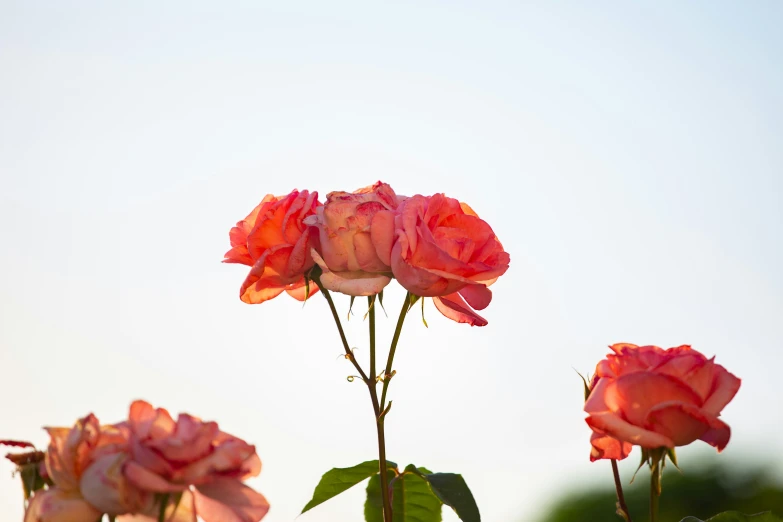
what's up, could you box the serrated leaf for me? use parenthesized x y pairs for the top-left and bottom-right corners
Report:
(365, 465), (442, 522)
(302, 460), (397, 514)
(680, 513), (783, 522)
(424, 473), (480, 522)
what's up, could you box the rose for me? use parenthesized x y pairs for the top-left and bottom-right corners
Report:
(584, 343), (741, 461)
(303, 181), (402, 296)
(372, 193), (510, 326)
(123, 400), (269, 522)
(24, 414), (151, 522)
(224, 189), (320, 304)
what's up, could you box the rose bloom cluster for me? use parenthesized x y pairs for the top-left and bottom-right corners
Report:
(10, 401), (269, 522)
(224, 182), (510, 326)
(584, 343), (741, 461)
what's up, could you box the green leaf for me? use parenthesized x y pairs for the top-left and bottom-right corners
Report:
(420, 297), (428, 328)
(365, 464), (442, 522)
(423, 472), (481, 522)
(302, 460), (397, 514)
(680, 513), (783, 522)
(408, 294), (421, 311)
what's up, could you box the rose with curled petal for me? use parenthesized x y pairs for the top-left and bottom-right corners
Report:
(584, 343), (741, 461)
(123, 400), (269, 522)
(224, 189), (321, 304)
(371, 193), (509, 326)
(303, 181), (402, 296)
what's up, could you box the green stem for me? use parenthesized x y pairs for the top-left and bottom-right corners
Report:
(369, 297), (377, 384)
(158, 493), (169, 522)
(316, 281), (392, 522)
(367, 299), (393, 522)
(611, 459), (632, 522)
(379, 293), (411, 411)
(650, 458), (661, 522)
(314, 277), (370, 383)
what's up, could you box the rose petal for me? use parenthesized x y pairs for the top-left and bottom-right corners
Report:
(589, 431), (633, 462)
(179, 438), (257, 485)
(645, 402), (731, 450)
(24, 488), (102, 522)
(604, 372), (703, 425)
(285, 280), (319, 301)
(702, 365), (741, 416)
(458, 285), (492, 311)
(124, 461), (187, 493)
(370, 209), (396, 267)
(81, 454), (153, 515)
(586, 412), (674, 449)
(583, 378), (611, 414)
(391, 242), (454, 296)
(194, 479), (270, 522)
(312, 247), (390, 296)
(432, 293), (488, 327)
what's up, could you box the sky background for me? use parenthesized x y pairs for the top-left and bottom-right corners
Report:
(1, 1), (782, 521)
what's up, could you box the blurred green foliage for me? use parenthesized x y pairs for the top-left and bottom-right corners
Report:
(539, 462), (783, 522)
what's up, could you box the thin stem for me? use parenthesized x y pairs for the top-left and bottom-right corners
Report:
(369, 297), (377, 384)
(158, 493), (169, 522)
(611, 459), (632, 522)
(379, 293), (411, 410)
(316, 280), (392, 522)
(650, 458), (661, 522)
(375, 416), (393, 522)
(367, 300), (393, 522)
(314, 277), (370, 383)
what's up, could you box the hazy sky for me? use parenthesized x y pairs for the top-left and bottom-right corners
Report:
(1, 1), (781, 521)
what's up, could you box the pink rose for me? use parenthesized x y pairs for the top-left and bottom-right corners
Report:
(372, 193), (509, 326)
(304, 181), (402, 296)
(224, 189), (320, 304)
(123, 400), (269, 522)
(584, 343), (741, 461)
(24, 414), (151, 522)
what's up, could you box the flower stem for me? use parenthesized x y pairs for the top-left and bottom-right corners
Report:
(315, 279), (394, 522)
(158, 493), (169, 522)
(367, 298), (394, 522)
(369, 296), (377, 384)
(314, 278), (370, 383)
(611, 459), (632, 522)
(650, 456), (661, 522)
(379, 293), (411, 411)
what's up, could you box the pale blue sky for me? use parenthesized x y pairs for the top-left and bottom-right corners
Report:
(1, 2), (781, 521)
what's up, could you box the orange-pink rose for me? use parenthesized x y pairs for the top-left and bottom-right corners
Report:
(224, 189), (321, 304)
(304, 181), (402, 296)
(123, 400), (269, 522)
(584, 343), (741, 461)
(372, 193), (509, 326)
